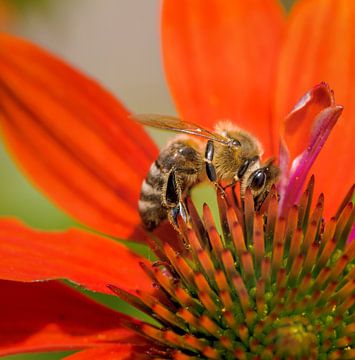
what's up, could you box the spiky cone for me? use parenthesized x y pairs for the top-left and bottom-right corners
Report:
(109, 178), (354, 360)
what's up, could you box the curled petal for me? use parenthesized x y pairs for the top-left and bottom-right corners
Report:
(280, 105), (343, 214)
(275, 0), (355, 216)
(0, 280), (144, 356)
(281, 82), (334, 162)
(0, 34), (158, 241)
(0, 219), (153, 295)
(162, 0), (285, 156)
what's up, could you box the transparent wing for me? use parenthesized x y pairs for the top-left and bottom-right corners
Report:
(133, 114), (230, 144)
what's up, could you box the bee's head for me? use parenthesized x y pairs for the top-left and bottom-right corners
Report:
(247, 159), (280, 207)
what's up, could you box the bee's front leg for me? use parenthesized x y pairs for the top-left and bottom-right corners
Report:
(204, 140), (226, 196)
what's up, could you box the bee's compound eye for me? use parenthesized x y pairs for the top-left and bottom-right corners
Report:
(250, 170), (266, 190)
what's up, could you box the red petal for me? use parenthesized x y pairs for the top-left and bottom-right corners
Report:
(0, 34), (158, 240)
(0, 219), (152, 295)
(162, 0), (285, 156)
(274, 0), (355, 216)
(0, 280), (144, 356)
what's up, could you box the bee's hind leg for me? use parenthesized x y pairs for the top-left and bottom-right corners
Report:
(221, 179), (237, 191)
(164, 169), (190, 231)
(169, 201), (189, 230)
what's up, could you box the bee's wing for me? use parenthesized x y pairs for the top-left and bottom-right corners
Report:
(133, 114), (230, 145)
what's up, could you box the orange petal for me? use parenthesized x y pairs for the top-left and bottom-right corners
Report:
(162, 0), (285, 156)
(274, 0), (355, 217)
(0, 280), (143, 356)
(0, 34), (158, 240)
(0, 219), (153, 295)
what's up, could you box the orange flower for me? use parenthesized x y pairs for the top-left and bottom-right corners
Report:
(162, 0), (355, 220)
(0, 0), (354, 358)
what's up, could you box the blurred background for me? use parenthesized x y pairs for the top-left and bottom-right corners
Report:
(0, 1), (295, 359)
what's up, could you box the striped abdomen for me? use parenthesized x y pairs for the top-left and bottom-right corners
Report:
(138, 160), (167, 230)
(139, 139), (202, 230)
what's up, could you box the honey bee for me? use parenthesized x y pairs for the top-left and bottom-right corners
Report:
(136, 115), (280, 230)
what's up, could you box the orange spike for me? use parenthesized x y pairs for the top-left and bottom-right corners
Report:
(312, 267), (331, 290)
(153, 267), (176, 298)
(320, 217), (337, 250)
(215, 269), (229, 292)
(344, 239), (355, 259)
(285, 205), (298, 251)
(310, 193), (324, 225)
(241, 251), (256, 285)
(273, 217), (286, 250)
(253, 214), (265, 262)
(297, 273), (312, 296)
(301, 220), (318, 255)
(256, 279), (265, 316)
(200, 315), (222, 337)
(243, 187), (254, 246)
(187, 228), (203, 253)
(173, 350), (198, 360)
(208, 226), (225, 256)
(329, 255), (350, 282)
(271, 242), (284, 281)
(298, 175), (315, 230)
(141, 324), (164, 342)
(202, 346), (220, 360)
(334, 202), (353, 248)
(286, 228), (303, 271)
(199, 291), (219, 315)
(315, 281), (337, 307)
(334, 279), (355, 302)
(288, 254), (303, 287)
(194, 272), (214, 296)
(220, 289), (233, 311)
(202, 203), (217, 232)
(175, 286), (199, 310)
(231, 221), (246, 258)
(341, 323), (355, 337)
(238, 324), (249, 346)
(316, 237), (337, 273)
(221, 249), (239, 281)
(164, 330), (185, 348)
(152, 302), (186, 330)
(265, 194), (278, 251)
(245, 309), (257, 328)
(334, 294), (355, 315)
(336, 336), (351, 348)
(223, 310), (237, 328)
(177, 308), (199, 329)
(184, 334), (209, 352)
(276, 268), (287, 289)
(197, 249), (216, 280)
(232, 275), (251, 314)
(261, 257), (271, 286)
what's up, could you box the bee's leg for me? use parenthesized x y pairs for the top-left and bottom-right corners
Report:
(164, 169), (190, 230)
(169, 201), (189, 229)
(204, 140), (225, 196)
(221, 179), (237, 191)
(164, 169), (180, 207)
